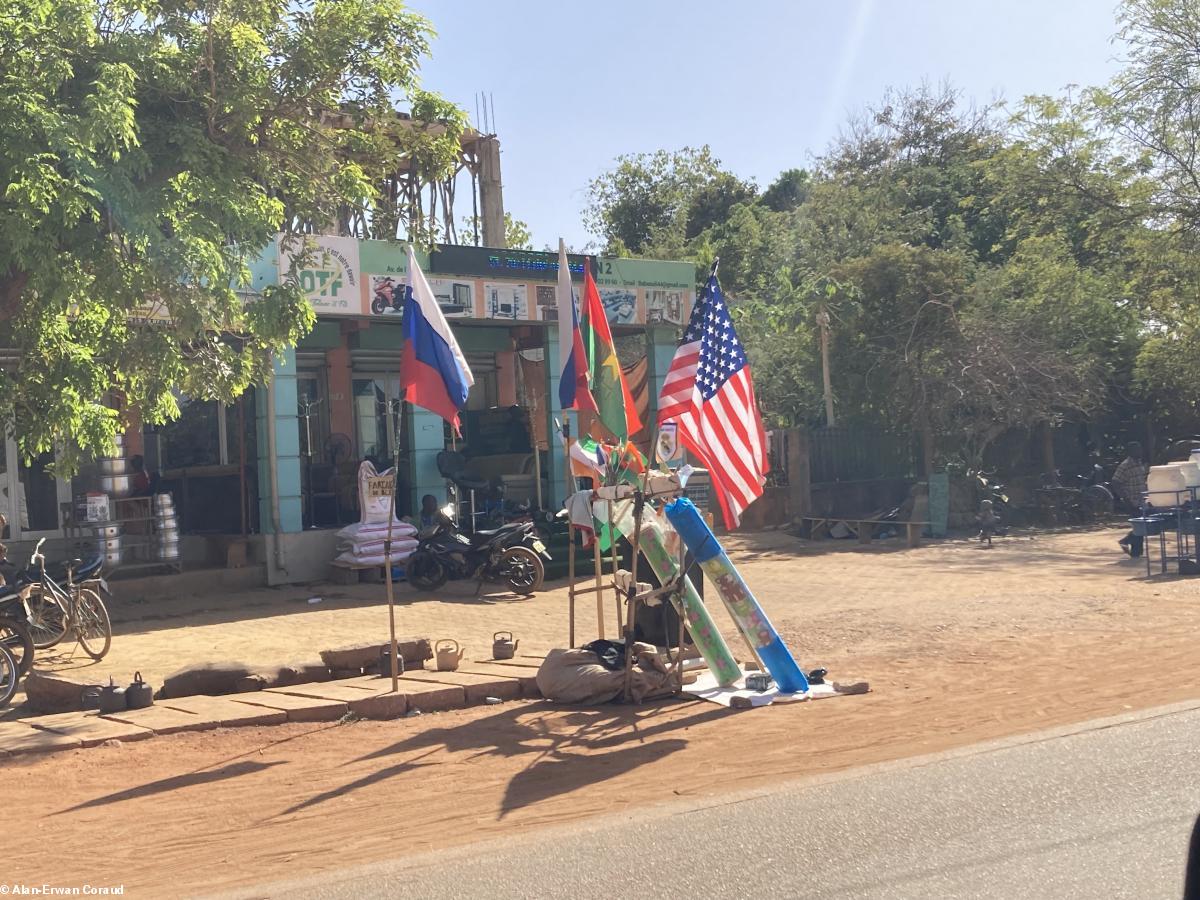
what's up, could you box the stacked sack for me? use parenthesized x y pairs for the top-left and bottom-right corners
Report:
(334, 460), (419, 567)
(334, 521), (418, 567)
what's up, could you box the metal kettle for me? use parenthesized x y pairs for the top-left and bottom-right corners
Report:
(98, 677), (127, 714)
(126, 672), (154, 709)
(492, 631), (519, 660)
(434, 639), (464, 672)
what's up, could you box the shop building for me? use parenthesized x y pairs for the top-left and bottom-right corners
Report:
(0, 236), (694, 586)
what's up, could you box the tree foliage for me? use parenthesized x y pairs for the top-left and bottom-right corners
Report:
(0, 0), (460, 467)
(584, 62), (1180, 466)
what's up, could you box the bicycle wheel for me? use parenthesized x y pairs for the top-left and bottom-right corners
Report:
(73, 588), (112, 661)
(26, 589), (68, 649)
(0, 615), (34, 676)
(0, 642), (18, 708)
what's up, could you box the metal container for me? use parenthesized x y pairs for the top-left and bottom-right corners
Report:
(99, 536), (122, 554)
(125, 672), (154, 709)
(97, 457), (128, 476)
(156, 526), (179, 542)
(99, 473), (132, 498)
(104, 546), (123, 566)
(92, 523), (121, 539)
(99, 678), (126, 714)
(158, 540), (181, 560)
(153, 493), (174, 512)
(492, 631), (519, 660)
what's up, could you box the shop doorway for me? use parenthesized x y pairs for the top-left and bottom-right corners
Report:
(0, 436), (72, 540)
(352, 375), (411, 517)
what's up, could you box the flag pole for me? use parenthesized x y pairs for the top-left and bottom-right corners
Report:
(563, 415), (575, 648)
(384, 397), (403, 693)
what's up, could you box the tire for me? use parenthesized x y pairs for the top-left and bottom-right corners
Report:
(501, 546), (544, 595)
(1082, 484), (1114, 517)
(74, 588), (112, 661)
(0, 616), (34, 676)
(407, 551), (448, 591)
(371, 296), (387, 315)
(25, 590), (67, 649)
(0, 643), (18, 709)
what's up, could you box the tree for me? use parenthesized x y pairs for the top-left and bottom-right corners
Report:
(0, 0), (461, 467)
(458, 211), (533, 249)
(583, 146), (754, 255)
(1095, 0), (1200, 236)
(761, 168), (810, 212)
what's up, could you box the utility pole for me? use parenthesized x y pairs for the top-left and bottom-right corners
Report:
(817, 307), (835, 427)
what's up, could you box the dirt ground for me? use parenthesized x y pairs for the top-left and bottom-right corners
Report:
(5, 525), (1200, 896)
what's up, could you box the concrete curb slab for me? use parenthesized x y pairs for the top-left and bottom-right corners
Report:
(0, 721), (83, 754)
(102, 705), (215, 736)
(229, 692), (349, 722)
(158, 696), (288, 727)
(28, 711), (155, 747)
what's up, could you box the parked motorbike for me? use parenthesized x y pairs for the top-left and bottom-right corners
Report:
(406, 521), (552, 595)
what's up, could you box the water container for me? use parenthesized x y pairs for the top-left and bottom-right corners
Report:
(1147, 464), (1188, 508)
(1176, 461), (1200, 488)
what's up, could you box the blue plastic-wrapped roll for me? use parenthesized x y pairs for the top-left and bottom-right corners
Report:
(664, 497), (809, 694)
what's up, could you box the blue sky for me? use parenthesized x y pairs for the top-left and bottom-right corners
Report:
(415, 0), (1123, 251)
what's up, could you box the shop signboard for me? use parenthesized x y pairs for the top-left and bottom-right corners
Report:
(431, 245), (589, 282)
(257, 235), (697, 326)
(278, 234), (362, 315)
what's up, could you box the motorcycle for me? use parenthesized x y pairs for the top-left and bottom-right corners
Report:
(371, 280), (405, 315)
(406, 520), (552, 595)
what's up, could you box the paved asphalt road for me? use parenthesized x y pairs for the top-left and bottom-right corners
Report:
(225, 701), (1200, 900)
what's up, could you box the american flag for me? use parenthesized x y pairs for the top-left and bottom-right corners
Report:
(657, 269), (768, 527)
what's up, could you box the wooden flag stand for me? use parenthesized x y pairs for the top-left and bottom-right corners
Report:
(564, 417), (623, 647)
(383, 398), (404, 693)
(560, 430), (692, 702)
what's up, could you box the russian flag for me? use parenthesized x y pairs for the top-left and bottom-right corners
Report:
(401, 246), (474, 433)
(556, 239), (597, 413)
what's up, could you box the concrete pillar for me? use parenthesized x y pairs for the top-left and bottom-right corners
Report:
(646, 326), (679, 424)
(256, 349), (303, 535)
(407, 405), (446, 516)
(478, 136), (505, 248)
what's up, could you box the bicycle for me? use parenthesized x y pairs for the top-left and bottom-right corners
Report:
(0, 641), (18, 708)
(23, 538), (112, 661)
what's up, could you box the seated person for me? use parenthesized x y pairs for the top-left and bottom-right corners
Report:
(130, 455), (153, 496)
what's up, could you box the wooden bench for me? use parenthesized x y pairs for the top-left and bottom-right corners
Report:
(798, 516), (930, 548)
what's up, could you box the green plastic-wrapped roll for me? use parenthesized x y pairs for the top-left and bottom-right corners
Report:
(609, 501), (740, 686)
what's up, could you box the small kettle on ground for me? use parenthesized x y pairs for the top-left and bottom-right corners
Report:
(126, 672), (154, 709)
(435, 639), (465, 672)
(98, 677), (126, 714)
(492, 631), (519, 660)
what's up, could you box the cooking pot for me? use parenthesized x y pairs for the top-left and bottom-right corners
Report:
(98, 458), (129, 476)
(92, 523), (121, 539)
(158, 540), (181, 560)
(156, 526), (180, 542)
(100, 473), (132, 498)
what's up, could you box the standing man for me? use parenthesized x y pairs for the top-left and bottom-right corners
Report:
(1113, 442), (1149, 558)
